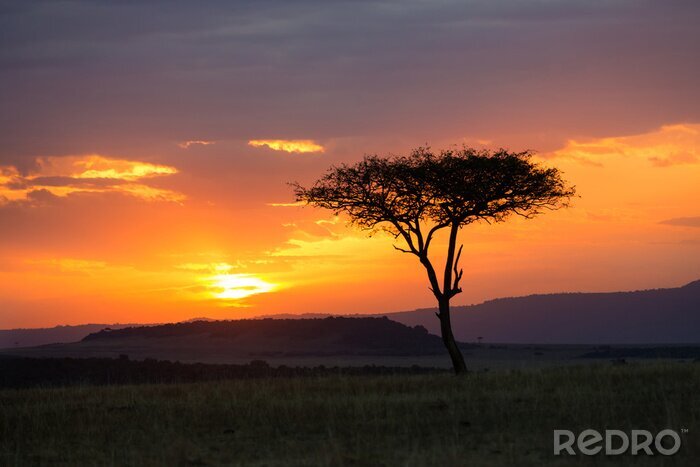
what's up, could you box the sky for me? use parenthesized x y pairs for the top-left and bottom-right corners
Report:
(1, 0), (699, 328)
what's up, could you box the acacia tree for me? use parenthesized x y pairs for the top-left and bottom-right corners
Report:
(292, 147), (575, 374)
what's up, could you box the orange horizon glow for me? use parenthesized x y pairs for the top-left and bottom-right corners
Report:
(1, 123), (699, 328)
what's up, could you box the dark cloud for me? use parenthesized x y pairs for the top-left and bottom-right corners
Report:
(1, 0), (698, 163)
(25, 188), (59, 205)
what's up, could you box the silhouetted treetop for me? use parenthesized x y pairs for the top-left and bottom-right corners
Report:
(292, 148), (574, 255)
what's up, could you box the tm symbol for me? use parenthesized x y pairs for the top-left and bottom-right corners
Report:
(681, 428), (689, 434)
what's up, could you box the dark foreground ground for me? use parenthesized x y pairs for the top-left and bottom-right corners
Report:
(1, 362), (698, 466)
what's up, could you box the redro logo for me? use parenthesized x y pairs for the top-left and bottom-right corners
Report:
(553, 429), (681, 456)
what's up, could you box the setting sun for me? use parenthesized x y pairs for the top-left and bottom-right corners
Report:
(206, 274), (277, 301)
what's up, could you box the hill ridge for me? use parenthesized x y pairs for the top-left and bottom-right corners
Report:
(387, 280), (700, 344)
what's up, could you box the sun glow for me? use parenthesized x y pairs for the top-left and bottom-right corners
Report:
(545, 124), (700, 167)
(0, 155), (183, 204)
(177, 262), (234, 273)
(207, 274), (277, 300)
(248, 139), (324, 153)
(67, 155), (177, 180)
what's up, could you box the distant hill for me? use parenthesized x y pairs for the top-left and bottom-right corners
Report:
(255, 313), (344, 320)
(2, 317), (455, 361)
(383, 280), (700, 344)
(80, 317), (448, 356)
(0, 319), (208, 349)
(0, 324), (139, 349)
(2, 280), (698, 348)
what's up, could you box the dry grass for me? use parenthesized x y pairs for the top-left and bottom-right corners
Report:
(1, 362), (697, 466)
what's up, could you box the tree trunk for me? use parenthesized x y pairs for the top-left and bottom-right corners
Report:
(438, 297), (467, 375)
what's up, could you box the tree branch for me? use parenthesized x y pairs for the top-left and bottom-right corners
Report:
(442, 222), (459, 303)
(392, 244), (413, 254)
(451, 244), (464, 297)
(421, 257), (443, 300)
(423, 221), (450, 254)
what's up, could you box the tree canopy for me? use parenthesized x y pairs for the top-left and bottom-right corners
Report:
(293, 147), (574, 261)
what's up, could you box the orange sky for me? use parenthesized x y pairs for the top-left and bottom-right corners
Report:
(1, 2), (699, 328)
(1, 123), (698, 328)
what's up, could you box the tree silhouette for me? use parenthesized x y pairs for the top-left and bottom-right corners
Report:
(292, 147), (575, 374)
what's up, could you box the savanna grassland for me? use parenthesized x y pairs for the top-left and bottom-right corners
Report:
(1, 363), (698, 467)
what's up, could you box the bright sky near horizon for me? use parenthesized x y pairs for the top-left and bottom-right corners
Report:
(0, 1), (699, 328)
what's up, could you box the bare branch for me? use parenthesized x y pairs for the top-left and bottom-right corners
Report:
(423, 221), (450, 253)
(452, 244), (464, 295)
(394, 223), (420, 255)
(393, 244), (413, 254)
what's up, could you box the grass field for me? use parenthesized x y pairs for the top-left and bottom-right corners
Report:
(1, 363), (697, 466)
